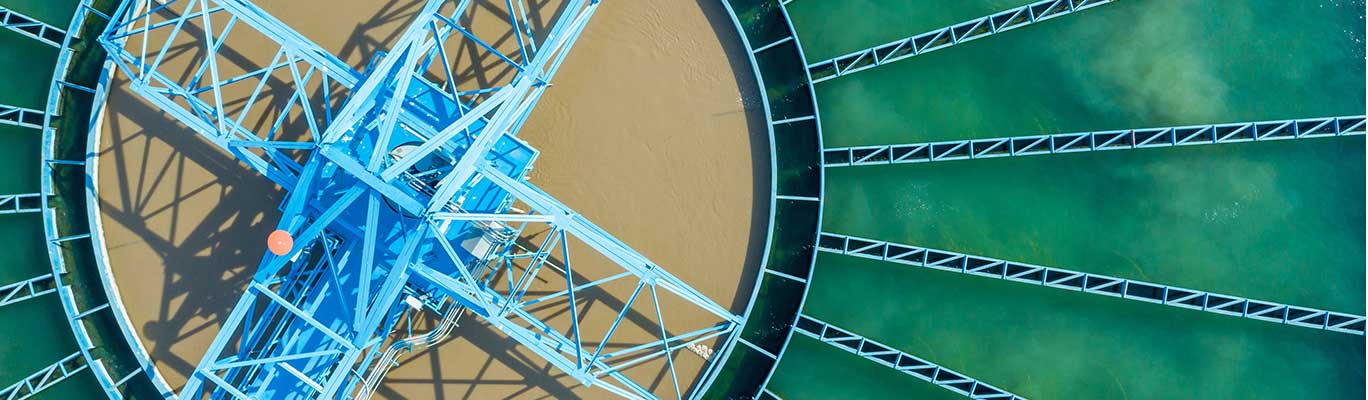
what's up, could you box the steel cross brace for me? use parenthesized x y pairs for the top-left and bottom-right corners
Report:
(101, 0), (738, 398)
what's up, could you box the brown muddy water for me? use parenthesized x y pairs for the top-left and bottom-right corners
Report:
(95, 0), (766, 398)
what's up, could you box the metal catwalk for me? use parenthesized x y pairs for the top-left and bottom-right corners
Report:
(100, 0), (740, 398)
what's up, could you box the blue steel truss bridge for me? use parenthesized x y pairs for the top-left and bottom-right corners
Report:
(99, 0), (741, 398)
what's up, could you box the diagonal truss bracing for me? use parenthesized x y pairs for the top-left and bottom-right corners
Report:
(806, 0), (1116, 84)
(0, 274), (57, 307)
(0, 6), (67, 47)
(101, 0), (740, 398)
(791, 314), (1024, 400)
(0, 193), (44, 214)
(818, 232), (1367, 335)
(0, 104), (49, 130)
(824, 115), (1367, 167)
(0, 352), (89, 400)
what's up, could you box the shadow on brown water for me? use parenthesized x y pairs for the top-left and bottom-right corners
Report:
(98, 0), (769, 398)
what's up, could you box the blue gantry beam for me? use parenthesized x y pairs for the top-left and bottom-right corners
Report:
(99, 0), (740, 398)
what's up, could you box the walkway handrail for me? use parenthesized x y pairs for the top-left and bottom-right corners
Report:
(355, 302), (465, 400)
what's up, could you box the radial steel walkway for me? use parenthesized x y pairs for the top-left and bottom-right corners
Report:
(793, 314), (1024, 400)
(817, 232), (1367, 335)
(807, 0), (1116, 84)
(0, 352), (88, 400)
(0, 274), (57, 308)
(823, 115), (1367, 167)
(0, 193), (43, 214)
(0, 6), (66, 47)
(100, 0), (739, 398)
(754, 0), (1368, 398)
(0, 104), (47, 129)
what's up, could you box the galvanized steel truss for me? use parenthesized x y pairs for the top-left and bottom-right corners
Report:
(0, 104), (48, 129)
(793, 314), (1024, 400)
(0, 6), (66, 47)
(0, 273), (56, 308)
(0, 352), (88, 400)
(778, 0), (1365, 398)
(806, 0), (1115, 84)
(0, 193), (43, 214)
(818, 232), (1367, 335)
(100, 0), (739, 399)
(824, 115), (1367, 167)
(0, 274), (57, 307)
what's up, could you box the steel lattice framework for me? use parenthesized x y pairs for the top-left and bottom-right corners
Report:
(99, 0), (740, 398)
(823, 115), (1368, 167)
(806, 0), (1116, 84)
(0, 5), (66, 46)
(793, 314), (1024, 400)
(817, 233), (1368, 335)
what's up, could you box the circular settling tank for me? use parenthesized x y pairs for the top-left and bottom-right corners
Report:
(93, 0), (766, 398)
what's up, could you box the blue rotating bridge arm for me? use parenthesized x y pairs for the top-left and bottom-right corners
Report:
(99, 0), (741, 399)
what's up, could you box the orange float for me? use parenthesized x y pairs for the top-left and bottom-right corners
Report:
(267, 229), (293, 256)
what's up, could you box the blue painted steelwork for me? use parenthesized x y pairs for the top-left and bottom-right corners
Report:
(695, 0), (827, 398)
(807, 0), (1116, 84)
(0, 6), (66, 46)
(754, 2), (828, 398)
(0, 104), (48, 129)
(817, 232), (1368, 335)
(83, 35), (180, 398)
(0, 274), (56, 307)
(27, 1), (152, 398)
(823, 115), (1368, 167)
(0, 193), (43, 214)
(689, 2), (784, 395)
(99, 0), (741, 398)
(0, 352), (89, 400)
(354, 299), (463, 399)
(793, 314), (1025, 400)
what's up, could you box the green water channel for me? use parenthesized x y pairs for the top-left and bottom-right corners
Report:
(788, 0), (1032, 62)
(826, 137), (1365, 313)
(4, 0), (85, 28)
(769, 0), (1366, 398)
(784, 253), (1364, 399)
(0, 3), (105, 397)
(803, 0), (1365, 148)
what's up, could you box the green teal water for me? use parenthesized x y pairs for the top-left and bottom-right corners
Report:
(788, 253), (1365, 399)
(788, 0), (1032, 61)
(0, 30), (59, 110)
(3, 0), (84, 27)
(0, 124), (41, 196)
(0, 1), (103, 395)
(770, 334), (957, 400)
(809, 0), (1365, 147)
(769, 0), (1367, 398)
(826, 137), (1366, 313)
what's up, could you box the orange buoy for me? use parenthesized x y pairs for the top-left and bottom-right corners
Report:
(267, 229), (294, 256)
